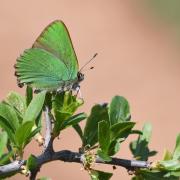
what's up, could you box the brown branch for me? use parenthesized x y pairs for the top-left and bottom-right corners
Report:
(0, 150), (151, 179)
(43, 105), (54, 153)
(29, 105), (55, 179)
(0, 160), (25, 175)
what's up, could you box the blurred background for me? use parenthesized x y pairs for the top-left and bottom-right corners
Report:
(0, 0), (180, 179)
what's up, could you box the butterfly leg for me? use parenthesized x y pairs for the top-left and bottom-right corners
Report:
(78, 89), (82, 99)
(57, 87), (64, 94)
(75, 85), (82, 99)
(34, 89), (42, 94)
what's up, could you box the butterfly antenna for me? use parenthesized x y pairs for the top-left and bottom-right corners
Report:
(81, 66), (94, 73)
(79, 53), (98, 72)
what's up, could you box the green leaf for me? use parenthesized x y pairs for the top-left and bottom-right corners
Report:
(173, 133), (180, 160)
(27, 154), (38, 171)
(0, 151), (14, 165)
(108, 140), (120, 156)
(0, 131), (8, 157)
(109, 96), (130, 125)
(26, 127), (41, 144)
(5, 91), (26, 116)
(73, 124), (83, 142)
(0, 116), (16, 144)
(170, 171), (180, 177)
(163, 149), (173, 161)
(97, 120), (112, 160)
(98, 120), (111, 154)
(97, 150), (112, 162)
(158, 159), (180, 171)
(61, 113), (87, 130)
(23, 91), (46, 123)
(140, 122), (152, 143)
(90, 169), (113, 180)
(130, 122), (157, 161)
(45, 92), (52, 109)
(110, 122), (135, 141)
(26, 86), (33, 106)
(52, 92), (83, 136)
(137, 169), (179, 180)
(53, 92), (83, 117)
(37, 177), (51, 180)
(130, 130), (143, 135)
(15, 121), (34, 152)
(0, 102), (20, 131)
(131, 176), (143, 180)
(83, 104), (109, 147)
(35, 113), (42, 129)
(148, 150), (158, 157)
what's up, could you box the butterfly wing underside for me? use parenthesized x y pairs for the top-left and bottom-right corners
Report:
(33, 20), (79, 80)
(15, 20), (79, 90)
(16, 48), (70, 89)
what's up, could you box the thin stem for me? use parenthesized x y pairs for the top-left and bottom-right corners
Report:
(44, 105), (54, 153)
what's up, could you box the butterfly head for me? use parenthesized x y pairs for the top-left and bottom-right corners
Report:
(77, 72), (84, 82)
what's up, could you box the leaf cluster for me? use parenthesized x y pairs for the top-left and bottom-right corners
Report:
(0, 88), (179, 180)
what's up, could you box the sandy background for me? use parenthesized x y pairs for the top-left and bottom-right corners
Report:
(0, 0), (180, 179)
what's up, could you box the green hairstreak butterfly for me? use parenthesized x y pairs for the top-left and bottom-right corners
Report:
(15, 20), (86, 93)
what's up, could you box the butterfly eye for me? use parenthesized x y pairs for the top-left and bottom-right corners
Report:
(78, 72), (84, 82)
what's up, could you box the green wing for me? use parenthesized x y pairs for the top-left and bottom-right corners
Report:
(15, 48), (70, 90)
(33, 20), (79, 79)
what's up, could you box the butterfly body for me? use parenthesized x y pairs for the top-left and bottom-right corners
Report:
(15, 20), (83, 92)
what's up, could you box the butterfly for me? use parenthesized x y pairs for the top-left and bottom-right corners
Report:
(15, 20), (84, 93)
